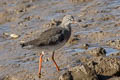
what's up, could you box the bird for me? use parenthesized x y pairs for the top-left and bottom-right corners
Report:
(20, 15), (77, 78)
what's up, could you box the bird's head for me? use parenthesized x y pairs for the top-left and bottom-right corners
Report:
(61, 15), (76, 27)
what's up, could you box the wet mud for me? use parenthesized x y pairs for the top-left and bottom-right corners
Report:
(0, 0), (120, 80)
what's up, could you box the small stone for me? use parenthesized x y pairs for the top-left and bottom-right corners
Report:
(19, 23), (23, 26)
(3, 32), (9, 37)
(69, 0), (93, 3)
(77, 19), (82, 22)
(68, 36), (79, 45)
(10, 34), (20, 39)
(80, 43), (89, 49)
(44, 58), (49, 62)
(59, 71), (73, 80)
(43, 19), (61, 28)
(59, 64), (98, 80)
(88, 47), (106, 57)
(20, 40), (25, 43)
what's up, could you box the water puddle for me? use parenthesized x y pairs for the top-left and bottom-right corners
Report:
(0, 25), (10, 33)
(66, 48), (85, 53)
(66, 46), (119, 56)
(105, 48), (119, 56)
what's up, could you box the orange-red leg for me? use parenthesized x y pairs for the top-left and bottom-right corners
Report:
(38, 53), (43, 78)
(52, 51), (60, 71)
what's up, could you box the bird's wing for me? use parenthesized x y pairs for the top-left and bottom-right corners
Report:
(25, 27), (67, 46)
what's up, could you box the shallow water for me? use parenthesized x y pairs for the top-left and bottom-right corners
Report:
(66, 46), (119, 56)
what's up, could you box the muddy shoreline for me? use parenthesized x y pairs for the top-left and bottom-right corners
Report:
(0, 0), (120, 80)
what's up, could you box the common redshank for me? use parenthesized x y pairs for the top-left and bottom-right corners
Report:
(20, 15), (76, 77)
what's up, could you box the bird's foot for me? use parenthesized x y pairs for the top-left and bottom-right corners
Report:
(57, 67), (60, 71)
(38, 73), (41, 78)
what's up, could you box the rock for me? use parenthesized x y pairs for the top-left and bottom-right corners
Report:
(10, 34), (20, 39)
(109, 52), (120, 57)
(43, 19), (61, 28)
(80, 43), (89, 49)
(108, 77), (120, 80)
(51, 19), (61, 26)
(55, 9), (67, 13)
(44, 58), (50, 62)
(68, 35), (79, 45)
(86, 57), (120, 76)
(78, 56), (120, 79)
(88, 47), (106, 56)
(106, 39), (120, 49)
(59, 71), (73, 80)
(2, 32), (9, 38)
(59, 64), (98, 80)
(24, 16), (33, 21)
(2, 33), (20, 39)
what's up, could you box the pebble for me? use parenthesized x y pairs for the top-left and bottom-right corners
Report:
(80, 43), (89, 49)
(88, 47), (106, 57)
(10, 34), (20, 39)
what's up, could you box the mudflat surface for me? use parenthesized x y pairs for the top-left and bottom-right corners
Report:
(0, 0), (120, 80)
